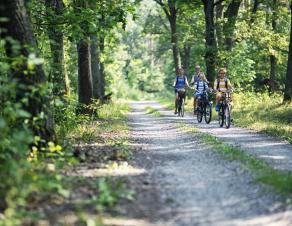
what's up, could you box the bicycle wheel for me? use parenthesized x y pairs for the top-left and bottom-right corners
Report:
(218, 105), (224, 127)
(181, 100), (184, 117)
(197, 105), (203, 123)
(177, 99), (182, 117)
(225, 104), (231, 129)
(204, 103), (212, 124)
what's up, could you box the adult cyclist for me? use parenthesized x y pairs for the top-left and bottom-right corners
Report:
(213, 68), (233, 112)
(173, 68), (190, 114)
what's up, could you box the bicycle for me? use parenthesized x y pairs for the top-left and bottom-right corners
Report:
(218, 91), (232, 129)
(176, 88), (186, 117)
(196, 91), (212, 124)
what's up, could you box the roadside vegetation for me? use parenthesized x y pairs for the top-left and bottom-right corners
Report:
(232, 92), (292, 143)
(1, 0), (292, 225)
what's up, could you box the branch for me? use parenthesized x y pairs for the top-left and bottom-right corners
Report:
(154, 0), (171, 18)
(158, 14), (170, 32)
(214, 0), (226, 6)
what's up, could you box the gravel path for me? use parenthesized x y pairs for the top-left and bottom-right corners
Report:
(177, 103), (292, 172)
(113, 101), (292, 226)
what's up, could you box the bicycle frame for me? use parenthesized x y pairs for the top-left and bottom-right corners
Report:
(218, 92), (232, 128)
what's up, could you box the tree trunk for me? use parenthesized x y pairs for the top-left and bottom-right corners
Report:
(223, 0), (242, 51)
(215, 2), (224, 49)
(169, 14), (180, 73)
(0, 0), (55, 140)
(203, 0), (217, 83)
(90, 35), (102, 99)
(77, 39), (93, 112)
(250, 0), (260, 24)
(269, 0), (277, 93)
(284, 4), (292, 101)
(154, 0), (180, 73)
(45, 0), (67, 98)
(180, 43), (191, 77)
(99, 36), (106, 98)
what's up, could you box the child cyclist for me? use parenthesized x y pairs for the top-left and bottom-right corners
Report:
(213, 68), (233, 111)
(194, 73), (209, 112)
(190, 65), (209, 114)
(173, 68), (190, 114)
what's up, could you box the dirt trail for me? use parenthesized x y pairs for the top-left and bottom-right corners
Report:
(111, 101), (292, 226)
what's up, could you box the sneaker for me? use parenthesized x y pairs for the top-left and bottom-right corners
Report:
(215, 105), (220, 112)
(174, 110), (177, 114)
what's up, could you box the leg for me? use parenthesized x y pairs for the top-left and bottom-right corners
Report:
(193, 97), (196, 114)
(174, 92), (178, 114)
(215, 92), (222, 111)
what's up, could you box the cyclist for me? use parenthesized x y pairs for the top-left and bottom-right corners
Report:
(194, 74), (209, 112)
(173, 68), (190, 114)
(190, 65), (208, 114)
(213, 68), (233, 112)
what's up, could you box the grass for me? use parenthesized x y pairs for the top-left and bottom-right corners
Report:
(232, 92), (292, 143)
(144, 106), (161, 117)
(178, 123), (292, 196)
(69, 101), (132, 160)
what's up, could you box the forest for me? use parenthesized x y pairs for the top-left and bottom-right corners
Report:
(0, 0), (292, 225)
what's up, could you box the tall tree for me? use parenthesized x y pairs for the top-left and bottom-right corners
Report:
(98, 35), (106, 98)
(215, 1), (224, 48)
(45, 0), (67, 97)
(223, 0), (242, 51)
(0, 0), (55, 140)
(74, 0), (93, 112)
(90, 35), (102, 99)
(154, 0), (180, 73)
(269, 0), (277, 93)
(180, 43), (191, 77)
(284, 3), (292, 101)
(202, 0), (218, 83)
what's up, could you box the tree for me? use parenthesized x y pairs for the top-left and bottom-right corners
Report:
(74, 0), (93, 112)
(202, 0), (218, 83)
(154, 0), (180, 72)
(45, 0), (67, 98)
(269, 0), (277, 92)
(223, 0), (242, 51)
(284, 3), (292, 101)
(0, 0), (55, 140)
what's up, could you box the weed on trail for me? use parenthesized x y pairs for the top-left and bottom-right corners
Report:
(145, 106), (162, 117)
(178, 123), (292, 197)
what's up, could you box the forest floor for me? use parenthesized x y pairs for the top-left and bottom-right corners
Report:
(105, 101), (292, 226)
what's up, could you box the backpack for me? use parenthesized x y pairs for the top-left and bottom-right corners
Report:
(176, 75), (186, 85)
(196, 81), (207, 91)
(217, 77), (228, 91)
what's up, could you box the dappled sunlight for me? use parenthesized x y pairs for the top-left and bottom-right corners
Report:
(103, 217), (162, 226)
(69, 163), (147, 177)
(260, 155), (286, 160)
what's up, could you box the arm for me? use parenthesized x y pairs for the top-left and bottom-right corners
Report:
(213, 79), (218, 91)
(185, 77), (190, 88)
(173, 78), (177, 87)
(190, 75), (194, 85)
(227, 79), (233, 91)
